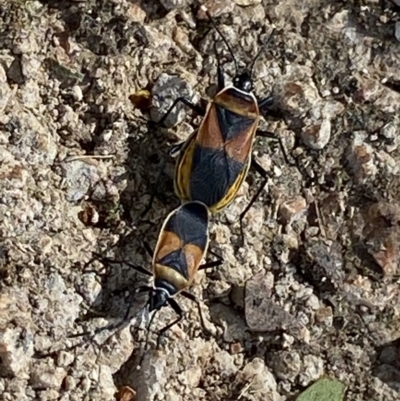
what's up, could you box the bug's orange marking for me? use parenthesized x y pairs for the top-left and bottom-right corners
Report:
(224, 122), (258, 163)
(152, 230), (207, 291)
(214, 89), (260, 118)
(153, 231), (181, 265)
(196, 105), (225, 149)
(183, 243), (205, 285)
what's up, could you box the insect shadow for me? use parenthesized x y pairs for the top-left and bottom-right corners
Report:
(119, 117), (180, 226)
(371, 336), (400, 394)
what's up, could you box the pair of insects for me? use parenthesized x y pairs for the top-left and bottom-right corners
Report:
(79, 3), (288, 353)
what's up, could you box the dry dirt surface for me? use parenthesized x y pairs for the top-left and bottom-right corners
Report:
(1, 0), (400, 400)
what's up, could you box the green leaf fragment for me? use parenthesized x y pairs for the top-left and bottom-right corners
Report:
(296, 377), (346, 401)
(48, 59), (84, 82)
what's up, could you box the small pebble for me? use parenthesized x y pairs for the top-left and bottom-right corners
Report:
(301, 119), (331, 150)
(71, 85), (83, 101)
(279, 196), (308, 225)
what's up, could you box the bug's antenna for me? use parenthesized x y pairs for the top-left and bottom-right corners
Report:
(199, 3), (239, 74)
(249, 28), (276, 78)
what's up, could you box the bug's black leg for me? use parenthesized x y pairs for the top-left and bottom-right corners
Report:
(123, 262), (153, 277)
(83, 252), (151, 276)
(89, 252), (152, 277)
(133, 158), (167, 224)
(143, 241), (154, 258)
(169, 141), (185, 158)
(181, 291), (211, 336)
(213, 38), (225, 91)
(256, 129), (295, 167)
(208, 249), (223, 261)
(198, 260), (223, 270)
(239, 159), (270, 245)
(156, 298), (183, 349)
(198, 251), (223, 270)
(82, 255), (107, 277)
(217, 64), (225, 91)
(69, 285), (152, 339)
(258, 95), (274, 111)
(255, 129), (277, 138)
(157, 97), (205, 127)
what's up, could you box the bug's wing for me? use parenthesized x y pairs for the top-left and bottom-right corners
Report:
(189, 145), (243, 207)
(175, 89), (259, 212)
(169, 202), (209, 250)
(154, 203), (209, 286)
(190, 103), (258, 211)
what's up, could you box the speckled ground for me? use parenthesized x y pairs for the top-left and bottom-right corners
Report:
(1, 1), (400, 400)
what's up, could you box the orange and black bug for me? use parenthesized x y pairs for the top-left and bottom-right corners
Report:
(139, 4), (291, 239)
(138, 200), (221, 347)
(73, 201), (221, 352)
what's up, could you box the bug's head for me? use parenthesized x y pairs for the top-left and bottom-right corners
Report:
(202, 4), (275, 94)
(233, 71), (253, 93)
(148, 288), (169, 312)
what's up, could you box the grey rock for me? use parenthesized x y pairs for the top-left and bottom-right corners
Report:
(56, 351), (75, 368)
(269, 350), (301, 381)
(299, 355), (324, 386)
(0, 65), (13, 112)
(7, 58), (24, 84)
(30, 361), (67, 390)
(245, 272), (299, 332)
(346, 132), (377, 182)
(279, 196), (308, 225)
(301, 118), (331, 150)
(236, 358), (282, 401)
(197, 0), (235, 19)
(7, 110), (58, 166)
(61, 160), (101, 202)
(150, 73), (198, 128)
(0, 327), (34, 378)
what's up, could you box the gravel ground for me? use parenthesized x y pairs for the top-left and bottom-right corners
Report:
(1, 0), (400, 400)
